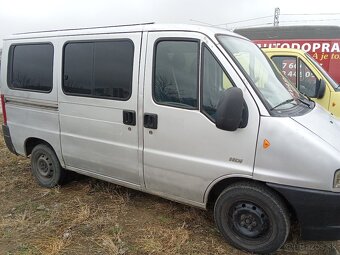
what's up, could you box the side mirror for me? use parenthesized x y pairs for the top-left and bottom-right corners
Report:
(316, 79), (326, 99)
(215, 87), (248, 131)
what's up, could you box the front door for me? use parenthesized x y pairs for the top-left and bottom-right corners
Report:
(143, 32), (260, 204)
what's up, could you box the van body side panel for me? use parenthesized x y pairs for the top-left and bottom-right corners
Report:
(6, 103), (60, 155)
(1, 40), (63, 164)
(143, 32), (260, 203)
(254, 114), (339, 192)
(58, 33), (141, 186)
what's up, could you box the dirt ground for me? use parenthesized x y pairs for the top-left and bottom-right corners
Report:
(0, 116), (339, 255)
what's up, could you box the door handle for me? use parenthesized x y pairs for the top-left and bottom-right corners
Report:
(123, 110), (136, 126)
(144, 113), (158, 129)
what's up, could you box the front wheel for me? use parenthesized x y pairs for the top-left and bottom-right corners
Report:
(214, 182), (290, 254)
(31, 144), (65, 188)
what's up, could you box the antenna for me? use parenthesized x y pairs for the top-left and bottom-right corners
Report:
(274, 7), (280, 26)
(189, 19), (217, 27)
(14, 22), (155, 35)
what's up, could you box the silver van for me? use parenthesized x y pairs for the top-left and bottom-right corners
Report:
(1, 24), (340, 254)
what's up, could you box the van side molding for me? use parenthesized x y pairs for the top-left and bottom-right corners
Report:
(5, 97), (58, 111)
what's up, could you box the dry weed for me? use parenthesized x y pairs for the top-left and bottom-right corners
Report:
(72, 201), (91, 225)
(96, 223), (128, 254)
(0, 210), (31, 230)
(99, 235), (120, 254)
(89, 180), (132, 206)
(138, 225), (189, 254)
(34, 236), (70, 255)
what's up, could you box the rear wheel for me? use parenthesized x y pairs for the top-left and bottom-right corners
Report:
(214, 182), (290, 254)
(31, 144), (65, 188)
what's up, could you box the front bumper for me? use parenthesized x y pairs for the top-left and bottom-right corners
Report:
(2, 124), (17, 155)
(268, 183), (340, 240)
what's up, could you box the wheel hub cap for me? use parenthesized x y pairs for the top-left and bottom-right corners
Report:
(37, 154), (53, 177)
(231, 202), (269, 238)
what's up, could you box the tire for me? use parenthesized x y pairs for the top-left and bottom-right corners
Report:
(214, 182), (290, 254)
(31, 144), (65, 188)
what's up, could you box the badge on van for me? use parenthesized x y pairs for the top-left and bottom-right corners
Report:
(229, 157), (243, 163)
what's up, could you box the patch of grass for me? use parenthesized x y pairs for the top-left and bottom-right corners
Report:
(109, 224), (123, 236)
(157, 214), (172, 224)
(7, 243), (39, 255)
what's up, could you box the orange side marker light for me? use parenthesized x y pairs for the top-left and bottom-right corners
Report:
(263, 139), (270, 149)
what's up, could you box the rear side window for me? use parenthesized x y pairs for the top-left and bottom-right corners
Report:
(154, 40), (199, 109)
(63, 43), (93, 95)
(8, 44), (54, 92)
(63, 40), (134, 100)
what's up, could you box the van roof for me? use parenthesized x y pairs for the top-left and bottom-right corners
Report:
(4, 23), (241, 41)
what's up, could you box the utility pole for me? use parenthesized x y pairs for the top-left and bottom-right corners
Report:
(273, 7), (280, 26)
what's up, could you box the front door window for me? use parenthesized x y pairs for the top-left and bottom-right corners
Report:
(154, 40), (199, 109)
(202, 46), (233, 120)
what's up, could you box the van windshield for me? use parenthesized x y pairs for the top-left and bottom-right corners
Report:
(217, 35), (302, 112)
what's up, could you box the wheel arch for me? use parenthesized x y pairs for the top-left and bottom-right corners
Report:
(204, 176), (297, 220)
(24, 137), (65, 168)
(204, 175), (251, 209)
(25, 137), (50, 156)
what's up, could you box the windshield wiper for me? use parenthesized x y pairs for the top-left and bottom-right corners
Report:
(298, 95), (314, 108)
(298, 98), (311, 108)
(270, 99), (296, 111)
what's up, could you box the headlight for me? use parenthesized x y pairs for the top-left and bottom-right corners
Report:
(334, 170), (340, 188)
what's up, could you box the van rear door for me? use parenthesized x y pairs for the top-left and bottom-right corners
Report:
(59, 32), (142, 188)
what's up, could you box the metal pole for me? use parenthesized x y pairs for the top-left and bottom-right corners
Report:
(274, 7), (280, 26)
